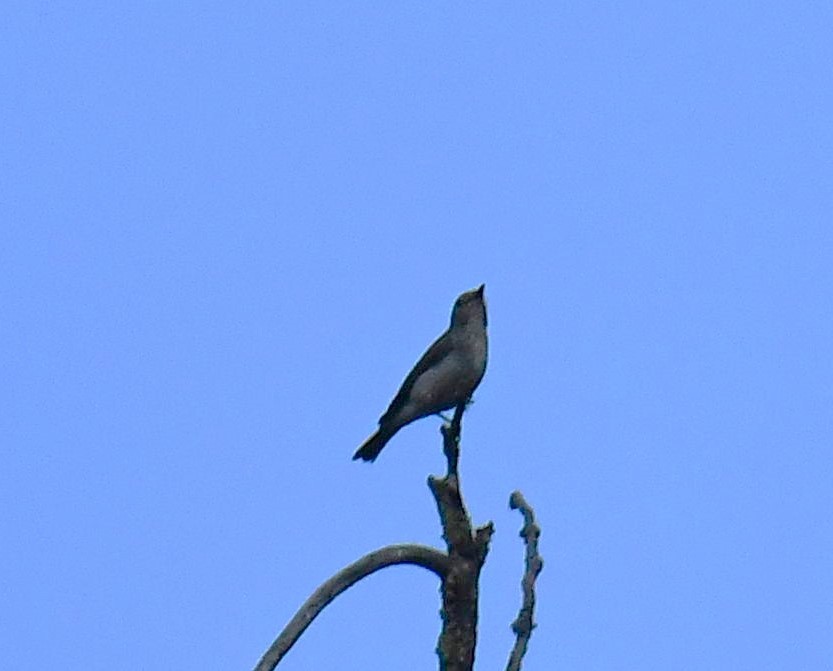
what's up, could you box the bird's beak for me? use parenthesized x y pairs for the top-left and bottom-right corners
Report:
(476, 283), (485, 296)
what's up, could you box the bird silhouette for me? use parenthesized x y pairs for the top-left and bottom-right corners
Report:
(353, 285), (488, 462)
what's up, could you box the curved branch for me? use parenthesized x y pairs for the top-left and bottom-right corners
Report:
(506, 491), (544, 671)
(254, 544), (449, 671)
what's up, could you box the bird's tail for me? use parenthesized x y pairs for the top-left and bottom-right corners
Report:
(352, 425), (396, 462)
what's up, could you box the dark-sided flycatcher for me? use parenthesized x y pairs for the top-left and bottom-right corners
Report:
(353, 285), (488, 462)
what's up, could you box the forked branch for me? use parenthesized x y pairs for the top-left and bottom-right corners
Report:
(254, 402), (541, 671)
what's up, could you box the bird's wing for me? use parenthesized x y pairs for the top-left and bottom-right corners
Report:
(379, 330), (453, 424)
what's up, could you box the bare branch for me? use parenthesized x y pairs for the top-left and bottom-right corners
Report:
(431, 408), (494, 671)
(506, 491), (544, 671)
(254, 544), (449, 671)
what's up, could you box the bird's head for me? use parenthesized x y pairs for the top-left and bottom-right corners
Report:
(451, 284), (487, 328)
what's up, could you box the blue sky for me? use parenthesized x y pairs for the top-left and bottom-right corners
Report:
(2, 3), (831, 669)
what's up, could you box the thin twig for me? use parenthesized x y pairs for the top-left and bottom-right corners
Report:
(506, 491), (543, 671)
(441, 403), (466, 477)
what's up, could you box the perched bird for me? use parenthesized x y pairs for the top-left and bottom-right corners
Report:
(353, 285), (488, 462)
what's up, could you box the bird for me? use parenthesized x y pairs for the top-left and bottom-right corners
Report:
(353, 285), (488, 462)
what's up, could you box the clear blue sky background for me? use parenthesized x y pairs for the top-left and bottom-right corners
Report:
(2, 3), (831, 669)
